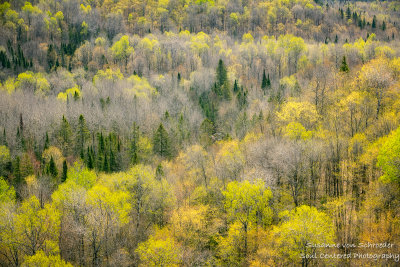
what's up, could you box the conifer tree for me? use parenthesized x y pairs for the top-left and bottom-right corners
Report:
(216, 59), (228, 88)
(261, 70), (267, 92)
(1, 129), (7, 146)
(153, 123), (171, 158)
(372, 15), (377, 28)
(44, 132), (49, 150)
(61, 160), (67, 182)
(233, 79), (239, 93)
(130, 122), (140, 164)
(59, 115), (73, 155)
(76, 114), (89, 156)
(47, 156), (58, 178)
(340, 56), (349, 73)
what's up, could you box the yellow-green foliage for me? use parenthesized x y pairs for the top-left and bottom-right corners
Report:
(110, 35), (134, 63)
(15, 196), (60, 255)
(80, 4), (92, 14)
(86, 184), (131, 225)
(190, 32), (210, 54)
(216, 140), (245, 180)
(14, 71), (50, 94)
(242, 32), (254, 43)
(22, 250), (72, 267)
(93, 68), (124, 85)
(136, 228), (181, 267)
(277, 101), (319, 130)
(0, 176), (15, 204)
(0, 145), (10, 164)
(21, 1), (42, 19)
(223, 179), (273, 227)
(273, 205), (335, 264)
(139, 37), (159, 52)
(126, 75), (157, 98)
(57, 86), (81, 101)
(377, 126), (400, 183)
(42, 146), (64, 170)
(66, 162), (97, 189)
(283, 121), (313, 140)
(1, 78), (14, 94)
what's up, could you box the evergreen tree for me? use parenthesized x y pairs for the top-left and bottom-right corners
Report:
(153, 123), (171, 158)
(155, 163), (164, 181)
(261, 70), (268, 92)
(382, 20), (386, 31)
(237, 86), (248, 109)
(215, 59), (231, 100)
(47, 156), (58, 178)
(44, 132), (49, 150)
(334, 35), (338, 43)
(340, 56), (349, 73)
(13, 156), (22, 199)
(130, 122), (140, 164)
(47, 44), (57, 71)
(103, 152), (110, 173)
(87, 147), (94, 169)
(1, 129), (7, 146)
(16, 113), (25, 151)
(76, 114), (89, 156)
(372, 15), (377, 28)
(110, 149), (117, 172)
(61, 160), (68, 182)
(233, 79), (239, 93)
(16, 127), (25, 152)
(216, 59), (228, 87)
(346, 6), (351, 20)
(59, 115), (73, 155)
(199, 92), (218, 124)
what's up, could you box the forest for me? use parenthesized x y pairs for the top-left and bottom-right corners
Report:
(0, 0), (400, 266)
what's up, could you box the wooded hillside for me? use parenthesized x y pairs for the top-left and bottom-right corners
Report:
(0, 0), (400, 266)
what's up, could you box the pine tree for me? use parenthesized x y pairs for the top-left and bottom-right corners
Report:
(266, 73), (271, 89)
(98, 132), (105, 154)
(1, 129), (7, 146)
(237, 86), (248, 109)
(103, 152), (110, 173)
(110, 149), (117, 172)
(59, 115), (73, 155)
(13, 156), (22, 198)
(16, 113), (25, 151)
(87, 147), (94, 169)
(155, 163), (164, 181)
(61, 160), (67, 182)
(76, 114), (89, 156)
(334, 35), (338, 43)
(44, 132), (49, 150)
(346, 6), (351, 20)
(382, 20), (386, 31)
(47, 156), (58, 178)
(215, 59), (231, 100)
(130, 122), (140, 164)
(261, 70), (267, 91)
(233, 79), (239, 93)
(16, 128), (25, 152)
(340, 56), (349, 73)
(216, 59), (228, 87)
(153, 123), (171, 158)
(372, 15), (377, 28)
